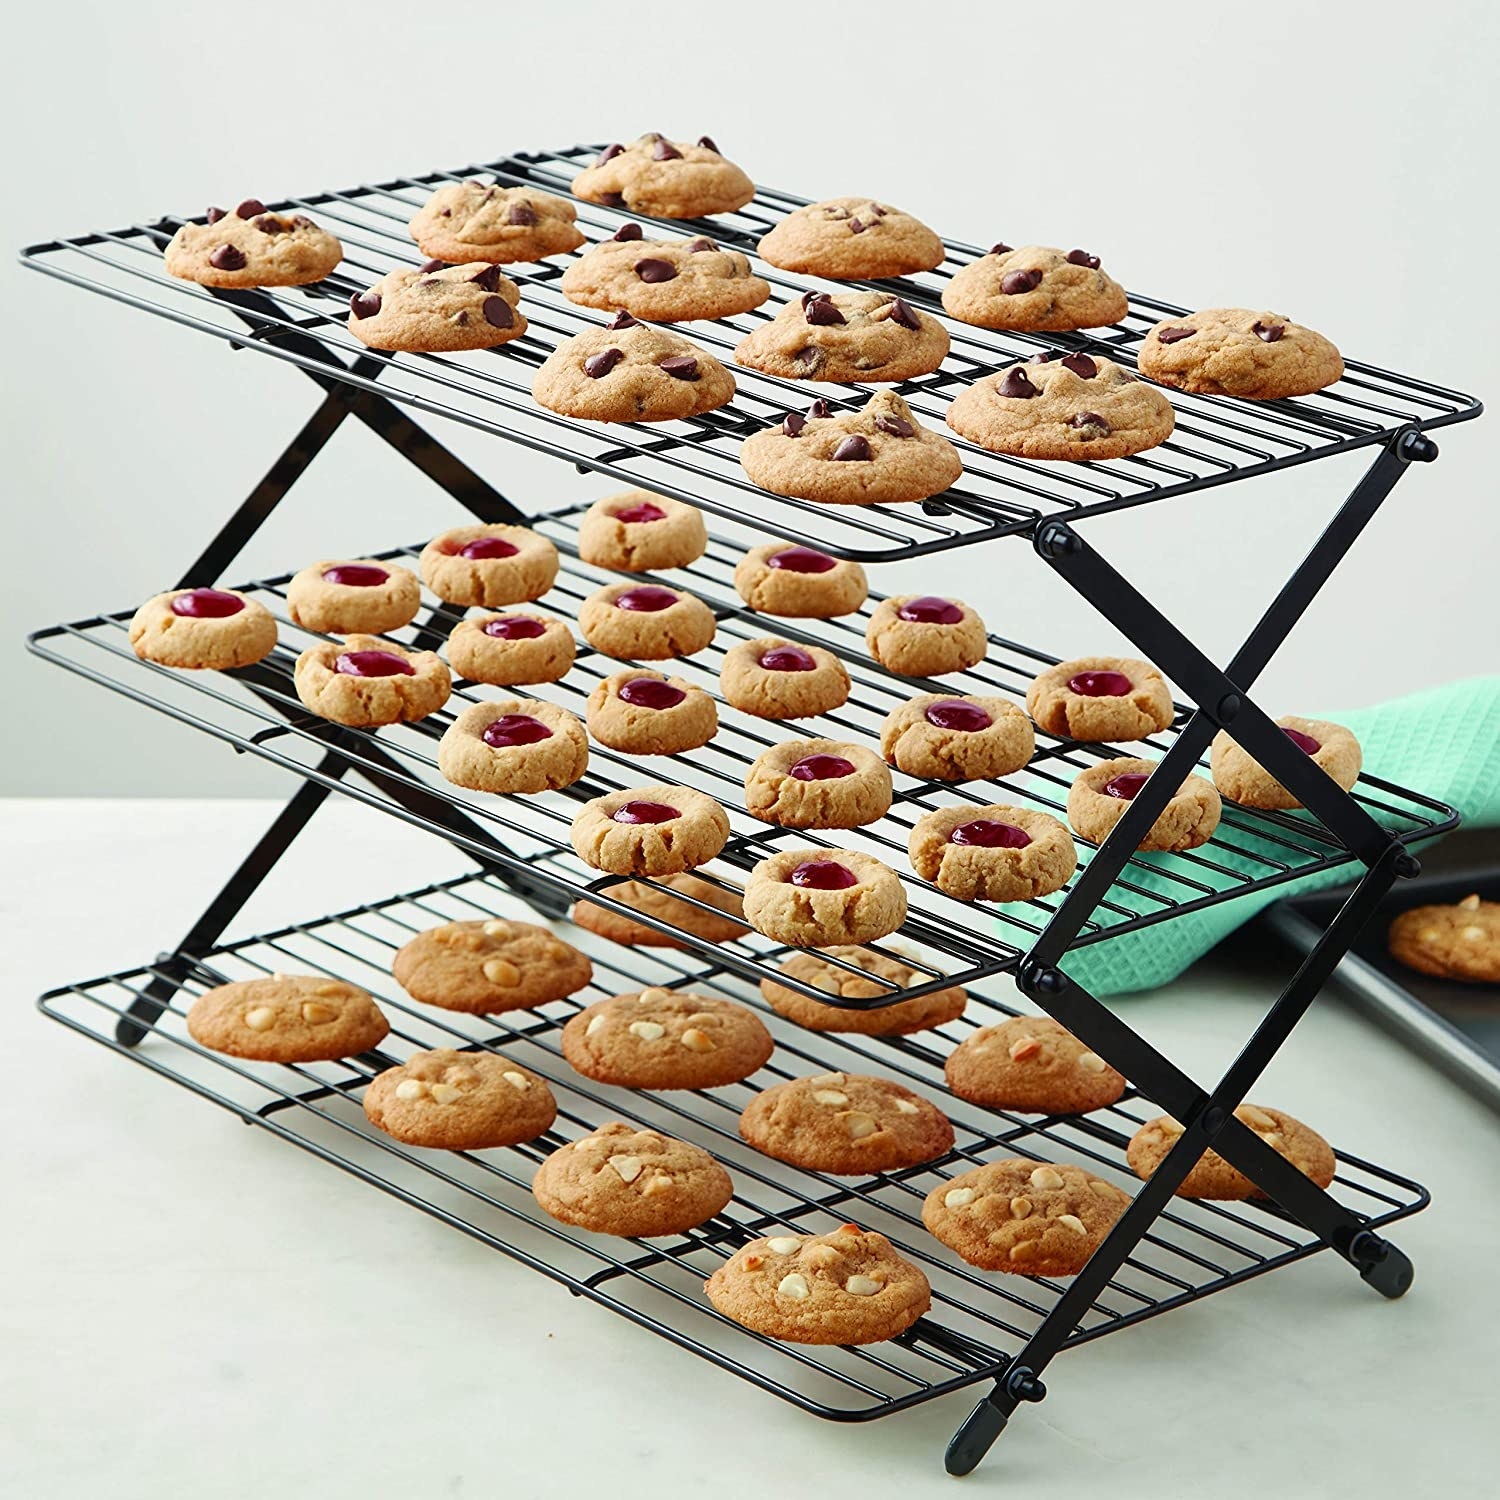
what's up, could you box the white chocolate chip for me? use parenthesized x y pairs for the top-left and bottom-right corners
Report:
(1010, 1195), (1033, 1219)
(1239, 1105), (1277, 1131)
(684, 1012), (722, 1028)
(1462, 925), (1486, 942)
(679, 1027), (715, 1052)
(314, 982), (345, 998)
(841, 1111), (879, 1140)
(609, 1155), (643, 1183)
(1056, 1214), (1088, 1235)
(894, 1099), (919, 1115)
(1008, 1036), (1042, 1061)
(812, 1089), (849, 1106)
(944, 1187), (976, 1209)
(765, 1236), (800, 1255)
(482, 958), (520, 987)
(501, 1071), (530, 1091)
(1089, 1179), (1120, 1197)
(638, 987), (672, 1004)
(1258, 1131), (1283, 1149)
(776, 1273), (810, 1300)
(395, 1079), (428, 1101)
(629, 1020), (666, 1042)
(586, 1014), (607, 1036)
(845, 1275), (882, 1296)
(816, 1072), (846, 1086)
(243, 1006), (277, 1032)
(1029, 1166), (1064, 1191)
(483, 920), (513, 939)
(1418, 926), (1439, 942)
(300, 1001), (338, 1024)
(802, 1244), (842, 1270)
(1009, 1241), (1037, 1263)
(1459, 893), (1481, 911)
(1158, 1117), (1185, 1138)
(1077, 1051), (1108, 1074)
(428, 1082), (463, 1105)
(641, 1173), (674, 1196)
(544, 942), (573, 962)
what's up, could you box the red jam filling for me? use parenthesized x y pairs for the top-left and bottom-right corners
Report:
(321, 564), (389, 588)
(614, 586), (679, 612)
(898, 596), (963, 625)
(758, 645), (817, 672)
(481, 714), (553, 748)
(457, 536), (519, 560)
(482, 616), (546, 640)
(789, 754), (856, 781)
(925, 699), (992, 732)
(788, 860), (859, 889)
(767, 546), (837, 575)
(949, 819), (1031, 848)
(1068, 670), (1133, 697)
(611, 800), (680, 824)
(1103, 771), (1151, 801)
(334, 650), (414, 677)
(170, 588), (244, 619)
(612, 501), (668, 523)
(619, 677), (687, 710)
(1283, 726), (1322, 755)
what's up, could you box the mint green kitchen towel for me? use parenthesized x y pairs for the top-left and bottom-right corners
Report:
(1059, 677), (1500, 996)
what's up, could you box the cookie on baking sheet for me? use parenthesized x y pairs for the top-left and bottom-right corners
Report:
(1026, 656), (1174, 743)
(1127, 1105), (1336, 1200)
(363, 1048), (556, 1150)
(866, 594), (987, 678)
(286, 559), (422, 636)
(923, 1159), (1131, 1275)
(560, 225), (770, 321)
(164, 199), (342, 288)
(293, 634), (451, 727)
(534, 1122), (734, 1237)
(740, 1072), (953, 1175)
(880, 694), (1035, 783)
(760, 947), (967, 1036)
(720, 637), (851, 720)
(187, 974), (389, 1062)
(408, 180), (584, 264)
(733, 544), (868, 619)
(571, 134), (755, 219)
(946, 353), (1175, 462)
(945, 1016), (1125, 1114)
(347, 262), (525, 352)
(1138, 308), (1344, 399)
(744, 738), (892, 829)
(570, 785), (730, 876)
(129, 588), (278, 671)
(740, 391), (963, 505)
(576, 490), (707, 573)
(446, 611), (575, 687)
(572, 872), (748, 949)
(1067, 758), (1221, 852)
(436, 698), (590, 795)
(941, 243), (1127, 332)
(418, 525), (560, 608)
(1388, 894), (1500, 983)
(757, 198), (944, 280)
(561, 988), (773, 1090)
(392, 918), (592, 1014)
(908, 805), (1077, 904)
(577, 581), (718, 661)
(1209, 715), (1362, 811)
(743, 848), (907, 948)
(532, 312), (736, 423)
(706, 1224), (931, 1345)
(735, 291), (949, 384)
(586, 669), (718, 755)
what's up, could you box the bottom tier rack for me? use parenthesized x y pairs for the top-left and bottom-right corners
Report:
(41, 867), (1429, 1423)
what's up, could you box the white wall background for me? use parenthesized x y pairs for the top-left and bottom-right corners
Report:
(2, 0), (1494, 797)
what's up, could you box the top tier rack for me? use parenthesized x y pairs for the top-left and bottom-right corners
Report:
(20, 143), (1481, 1478)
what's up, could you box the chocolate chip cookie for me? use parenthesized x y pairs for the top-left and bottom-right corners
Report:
(585, 668), (718, 755)
(392, 918), (592, 1014)
(719, 637), (852, 719)
(742, 848), (908, 947)
(286, 559), (422, 636)
(571, 872), (748, 949)
(1026, 656), (1174, 742)
(743, 738), (893, 829)
(757, 198), (944, 280)
(164, 199), (342, 288)
(734, 292), (949, 384)
(908, 805), (1077, 903)
(575, 490), (707, 573)
(865, 595), (988, 678)
(187, 974), (389, 1062)
(1209, 716), (1361, 810)
(577, 581), (718, 661)
(363, 1048), (557, 1150)
(941, 243), (1127, 332)
(732, 544), (869, 619)
(945, 1016), (1126, 1114)
(1138, 308), (1344, 399)
(1067, 759), (1222, 852)
(446, 611), (576, 687)
(569, 785), (730, 876)
(436, 698), (590, 794)
(347, 262), (526, 352)
(408, 180), (584, 263)
(880, 694), (1035, 782)
(1388, 894), (1500, 983)
(129, 588), (278, 671)
(759, 947), (968, 1035)
(571, 134), (755, 219)
(1127, 1105), (1336, 1200)
(560, 225), (770, 321)
(293, 635), (451, 727)
(418, 525), (560, 608)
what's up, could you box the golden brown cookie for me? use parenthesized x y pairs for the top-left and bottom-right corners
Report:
(719, 637), (851, 719)
(706, 1224), (931, 1345)
(285, 559), (422, 636)
(571, 873), (748, 949)
(392, 918), (592, 1014)
(363, 1048), (556, 1150)
(347, 262), (526, 352)
(436, 698), (590, 795)
(128, 588), (278, 671)
(941, 243), (1127, 332)
(757, 198), (944, 279)
(577, 581), (718, 661)
(561, 988), (773, 1090)
(533, 1122), (735, 1237)
(163, 199), (342, 288)
(560, 225), (770, 321)
(293, 634), (451, 727)
(186, 974), (388, 1062)
(569, 785), (730, 876)
(445, 611), (576, 687)
(418, 525), (560, 608)
(743, 848), (908, 947)
(407, 180), (584, 264)
(908, 805), (1077, 903)
(1388, 894), (1500, 983)
(759, 947), (967, 1035)
(734, 291), (948, 384)
(880, 694), (1035, 782)
(1026, 656), (1174, 742)
(922, 1159), (1131, 1274)
(739, 1072), (953, 1175)
(865, 594), (988, 679)
(1138, 309), (1344, 399)
(1127, 1105), (1336, 1200)
(944, 1016), (1126, 1114)
(1209, 716), (1362, 811)
(585, 669), (718, 755)
(732, 544), (869, 619)
(744, 739), (892, 829)
(571, 134), (755, 219)
(575, 490), (708, 573)
(1066, 759), (1222, 852)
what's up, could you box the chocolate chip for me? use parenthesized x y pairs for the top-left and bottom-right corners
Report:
(1028, 350), (1061, 364)
(440, 208), (452, 217)
(209, 244), (247, 271)
(1069, 411), (1112, 435)
(988, 241), (1013, 255)
(1001, 268), (1044, 295)
(508, 202), (537, 226)
(660, 355), (699, 380)
(1157, 327), (1195, 344)
(599, 192), (626, 208)
(1066, 248), (1101, 269)
(870, 203), (888, 217)
(652, 138), (682, 161)
(635, 257), (678, 283)
(483, 295), (514, 329)
(584, 348), (624, 378)
(824, 205), (850, 220)
(849, 217), (866, 234)
(875, 415), (916, 437)
(782, 412), (807, 437)
(612, 222), (644, 241)
(470, 264), (502, 291)
(349, 290), (381, 319)
(607, 311), (640, 330)
(1060, 352), (1098, 378)
(417, 277), (441, 288)
(453, 311), (469, 326)
(599, 143), (624, 164)
(234, 198), (266, 219)
(999, 367), (1039, 399)
(888, 297), (921, 330)
(1252, 320), (1285, 343)
(205, 206), (226, 224)
(800, 289), (821, 307)
(796, 347), (827, 375)
(697, 135), (719, 152)
(804, 294), (846, 326)
(684, 236), (716, 252)
(832, 435), (872, 461)
(420, 258), (446, 273)
(253, 215), (291, 235)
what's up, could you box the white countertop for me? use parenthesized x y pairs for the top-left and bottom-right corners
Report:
(3, 798), (1496, 1499)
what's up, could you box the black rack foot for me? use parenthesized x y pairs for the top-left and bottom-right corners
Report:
(1349, 1232), (1416, 1299)
(944, 1366), (1045, 1476)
